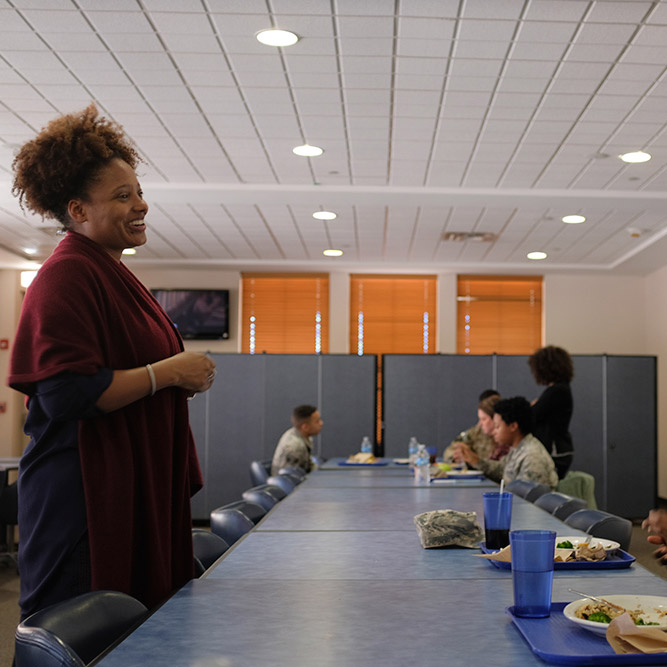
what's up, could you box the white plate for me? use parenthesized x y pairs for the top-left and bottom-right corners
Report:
(563, 595), (667, 636)
(556, 536), (620, 552)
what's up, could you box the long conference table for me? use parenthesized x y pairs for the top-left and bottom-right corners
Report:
(98, 460), (667, 666)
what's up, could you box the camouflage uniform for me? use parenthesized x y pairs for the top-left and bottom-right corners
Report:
(414, 510), (483, 549)
(501, 433), (558, 489)
(442, 423), (496, 464)
(271, 427), (314, 476)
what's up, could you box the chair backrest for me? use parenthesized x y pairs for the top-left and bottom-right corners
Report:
(192, 528), (229, 573)
(524, 483), (551, 502)
(209, 508), (255, 546)
(15, 590), (147, 667)
(277, 469), (305, 486)
(534, 492), (587, 520)
(249, 460), (271, 486)
(557, 470), (598, 510)
(242, 485), (282, 511)
(278, 466), (307, 481)
(0, 480), (17, 525)
(505, 479), (538, 499)
(565, 509), (633, 551)
(266, 474), (296, 495)
(221, 500), (267, 525)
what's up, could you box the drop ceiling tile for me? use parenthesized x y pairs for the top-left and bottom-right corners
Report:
(397, 17), (456, 40)
(516, 21), (577, 43)
(21, 9), (91, 32)
(510, 43), (565, 62)
(338, 37), (394, 57)
(586, 2), (654, 23)
(398, 38), (452, 58)
(82, 10), (154, 33)
(458, 19), (517, 42)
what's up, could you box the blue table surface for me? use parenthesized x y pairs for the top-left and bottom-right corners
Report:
(306, 468), (498, 488)
(207, 530), (652, 583)
(98, 467), (663, 666)
(98, 576), (667, 667)
(256, 485), (569, 532)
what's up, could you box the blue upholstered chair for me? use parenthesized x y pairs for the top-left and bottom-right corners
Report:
(533, 491), (587, 521)
(266, 474), (297, 495)
(220, 500), (267, 525)
(192, 528), (229, 576)
(209, 507), (255, 547)
(249, 459), (271, 486)
(506, 479), (550, 501)
(15, 590), (147, 667)
(565, 509), (633, 551)
(242, 484), (286, 512)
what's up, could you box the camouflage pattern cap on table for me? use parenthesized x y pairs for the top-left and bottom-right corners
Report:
(414, 509), (483, 549)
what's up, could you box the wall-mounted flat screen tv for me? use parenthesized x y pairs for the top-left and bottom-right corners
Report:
(152, 289), (230, 340)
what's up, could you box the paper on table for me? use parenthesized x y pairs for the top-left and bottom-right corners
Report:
(475, 545), (575, 562)
(607, 613), (667, 654)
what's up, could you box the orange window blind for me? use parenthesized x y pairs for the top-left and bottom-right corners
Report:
(457, 275), (543, 355)
(349, 274), (437, 354)
(241, 273), (329, 354)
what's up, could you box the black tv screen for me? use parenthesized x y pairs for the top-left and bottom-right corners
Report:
(152, 289), (229, 340)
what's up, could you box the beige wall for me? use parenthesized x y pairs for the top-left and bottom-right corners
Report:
(3, 266), (663, 497)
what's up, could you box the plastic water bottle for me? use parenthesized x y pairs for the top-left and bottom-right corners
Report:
(408, 436), (419, 466)
(361, 436), (372, 454)
(414, 444), (430, 484)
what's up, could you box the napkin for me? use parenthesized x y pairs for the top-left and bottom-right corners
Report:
(475, 546), (574, 562)
(414, 510), (483, 549)
(607, 613), (667, 654)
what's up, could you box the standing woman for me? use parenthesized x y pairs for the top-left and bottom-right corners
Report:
(528, 345), (574, 479)
(8, 104), (216, 619)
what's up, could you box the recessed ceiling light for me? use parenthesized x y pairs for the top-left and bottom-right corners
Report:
(562, 215), (586, 224)
(527, 251), (547, 260)
(23, 246), (37, 255)
(313, 211), (336, 221)
(256, 29), (299, 47)
(293, 144), (323, 157)
(619, 150), (651, 163)
(122, 248), (137, 255)
(323, 249), (343, 257)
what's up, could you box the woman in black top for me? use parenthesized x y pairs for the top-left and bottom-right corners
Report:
(528, 346), (574, 479)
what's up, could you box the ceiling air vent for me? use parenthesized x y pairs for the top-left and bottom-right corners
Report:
(441, 232), (496, 242)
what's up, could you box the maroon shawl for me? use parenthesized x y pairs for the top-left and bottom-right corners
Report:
(9, 232), (202, 608)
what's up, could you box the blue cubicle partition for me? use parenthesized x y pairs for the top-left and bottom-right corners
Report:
(382, 354), (656, 518)
(189, 354), (377, 519)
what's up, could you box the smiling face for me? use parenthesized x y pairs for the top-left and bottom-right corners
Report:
(67, 157), (148, 261)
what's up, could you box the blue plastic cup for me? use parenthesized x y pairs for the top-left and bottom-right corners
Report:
(482, 492), (513, 550)
(510, 530), (556, 618)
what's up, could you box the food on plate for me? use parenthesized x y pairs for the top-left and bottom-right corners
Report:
(575, 602), (660, 625)
(557, 539), (573, 549)
(347, 452), (377, 463)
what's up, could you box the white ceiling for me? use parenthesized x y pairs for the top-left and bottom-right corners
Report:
(3, 0), (667, 274)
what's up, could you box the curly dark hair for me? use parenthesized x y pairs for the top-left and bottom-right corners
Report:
(494, 397), (533, 436)
(528, 345), (574, 385)
(12, 103), (140, 228)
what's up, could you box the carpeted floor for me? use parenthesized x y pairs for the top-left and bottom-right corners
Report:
(0, 525), (665, 665)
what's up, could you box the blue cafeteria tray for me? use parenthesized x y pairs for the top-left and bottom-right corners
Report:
(506, 602), (667, 665)
(337, 460), (389, 466)
(480, 542), (635, 570)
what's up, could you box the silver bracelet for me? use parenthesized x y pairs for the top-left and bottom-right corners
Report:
(146, 363), (157, 396)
